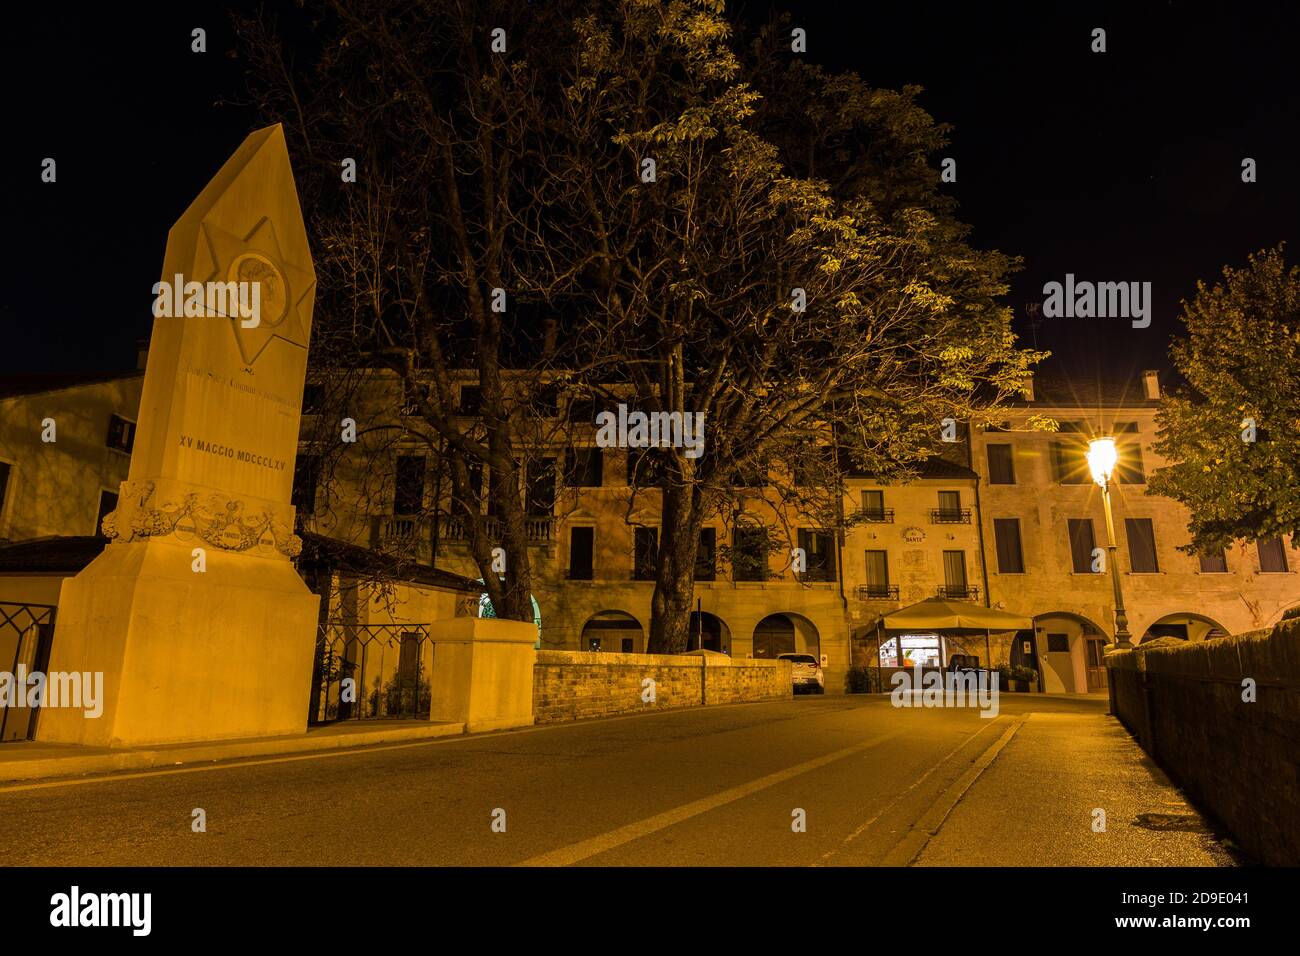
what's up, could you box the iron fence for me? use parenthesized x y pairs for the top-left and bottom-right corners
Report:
(310, 622), (434, 724)
(0, 602), (57, 742)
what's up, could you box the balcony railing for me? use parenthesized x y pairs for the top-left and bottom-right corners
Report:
(930, 508), (972, 524)
(855, 585), (900, 601)
(936, 585), (980, 600)
(856, 508), (895, 524)
(441, 515), (554, 543)
(373, 516), (424, 557)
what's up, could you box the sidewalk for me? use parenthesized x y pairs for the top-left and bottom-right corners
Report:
(0, 718), (465, 783)
(913, 709), (1239, 866)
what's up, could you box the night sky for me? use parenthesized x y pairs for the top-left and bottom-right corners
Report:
(4, 1), (1297, 386)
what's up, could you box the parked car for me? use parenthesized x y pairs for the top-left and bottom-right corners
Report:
(778, 653), (825, 694)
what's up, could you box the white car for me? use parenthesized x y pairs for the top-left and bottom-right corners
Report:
(778, 653), (825, 694)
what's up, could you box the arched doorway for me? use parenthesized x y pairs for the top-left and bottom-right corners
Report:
(1032, 611), (1109, 693)
(1140, 613), (1229, 644)
(753, 613), (820, 659)
(686, 611), (730, 653)
(580, 611), (644, 654)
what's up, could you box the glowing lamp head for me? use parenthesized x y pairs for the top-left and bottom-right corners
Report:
(1087, 437), (1118, 486)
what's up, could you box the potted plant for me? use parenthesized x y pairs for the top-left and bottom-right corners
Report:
(1006, 664), (1038, 692)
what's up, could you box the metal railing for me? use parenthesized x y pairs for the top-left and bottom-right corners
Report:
(855, 585), (900, 601)
(936, 585), (980, 600)
(441, 515), (554, 543)
(930, 509), (972, 524)
(1, 603), (57, 743)
(310, 622), (434, 723)
(856, 508), (895, 524)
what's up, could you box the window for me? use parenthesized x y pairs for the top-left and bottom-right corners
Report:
(95, 490), (118, 538)
(621, 638), (634, 654)
(864, 550), (890, 596)
(564, 448), (603, 488)
(942, 550), (968, 593)
(627, 448), (666, 487)
(731, 461), (768, 489)
(1116, 429), (1146, 484)
(394, 456), (426, 515)
(1047, 633), (1070, 653)
(458, 386), (481, 415)
(567, 396), (597, 424)
(302, 383), (324, 414)
(860, 489), (886, 521)
(462, 462), (484, 514)
(569, 527), (594, 580)
(732, 526), (768, 581)
(1198, 549), (1228, 574)
(1258, 537), (1289, 573)
(986, 444), (1016, 484)
(292, 454), (321, 517)
(1051, 434), (1091, 484)
(934, 490), (965, 524)
(695, 528), (717, 581)
(1125, 518), (1159, 573)
(993, 518), (1024, 573)
(106, 414), (135, 454)
(532, 384), (559, 418)
(797, 529), (836, 582)
(525, 458), (556, 515)
(1068, 518), (1097, 573)
(633, 527), (658, 581)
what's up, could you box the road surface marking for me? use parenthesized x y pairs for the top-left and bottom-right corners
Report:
(879, 715), (1027, 866)
(515, 730), (904, 867)
(817, 716), (1007, 865)
(0, 698), (856, 794)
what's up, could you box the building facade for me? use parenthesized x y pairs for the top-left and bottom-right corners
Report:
(4, 366), (1297, 697)
(289, 368), (1300, 695)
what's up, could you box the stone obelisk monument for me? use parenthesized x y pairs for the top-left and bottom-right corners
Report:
(41, 125), (321, 747)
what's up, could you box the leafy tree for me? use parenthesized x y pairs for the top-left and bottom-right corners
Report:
(553, 3), (1041, 651)
(1150, 245), (1300, 553)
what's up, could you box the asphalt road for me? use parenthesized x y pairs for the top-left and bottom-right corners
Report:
(0, 695), (1235, 866)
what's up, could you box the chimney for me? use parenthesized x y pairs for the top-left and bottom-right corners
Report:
(1021, 372), (1034, 402)
(1142, 369), (1160, 400)
(135, 338), (150, 371)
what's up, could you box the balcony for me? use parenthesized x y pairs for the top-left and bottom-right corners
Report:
(936, 585), (980, 601)
(856, 508), (895, 524)
(855, 585), (900, 601)
(440, 514), (555, 544)
(373, 516), (424, 558)
(930, 508), (972, 525)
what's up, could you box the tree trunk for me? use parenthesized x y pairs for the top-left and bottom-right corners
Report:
(647, 481), (705, 654)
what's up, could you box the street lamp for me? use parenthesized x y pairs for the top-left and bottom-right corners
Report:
(1087, 437), (1134, 649)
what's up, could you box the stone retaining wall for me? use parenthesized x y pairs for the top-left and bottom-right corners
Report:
(1106, 618), (1300, 865)
(533, 651), (792, 724)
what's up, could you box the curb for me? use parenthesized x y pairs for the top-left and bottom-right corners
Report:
(0, 721), (467, 784)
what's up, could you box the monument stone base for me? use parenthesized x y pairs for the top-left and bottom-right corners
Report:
(39, 539), (319, 748)
(428, 618), (537, 733)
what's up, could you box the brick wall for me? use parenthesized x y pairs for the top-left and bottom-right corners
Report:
(1107, 619), (1300, 865)
(533, 651), (792, 724)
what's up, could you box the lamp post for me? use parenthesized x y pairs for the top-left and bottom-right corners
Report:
(1087, 437), (1134, 649)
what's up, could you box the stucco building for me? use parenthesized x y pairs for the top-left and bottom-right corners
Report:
(4, 365), (1298, 699)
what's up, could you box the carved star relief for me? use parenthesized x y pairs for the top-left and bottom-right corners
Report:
(199, 217), (315, 365)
